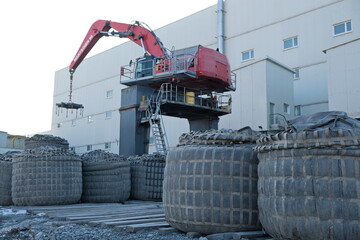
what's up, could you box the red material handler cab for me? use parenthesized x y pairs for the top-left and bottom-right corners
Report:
(69, 20), (235, 92)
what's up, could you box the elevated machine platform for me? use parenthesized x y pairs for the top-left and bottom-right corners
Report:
(119, 46), (236, 156)
(119, 83), (233, 156)
(139, 83), (232, 121)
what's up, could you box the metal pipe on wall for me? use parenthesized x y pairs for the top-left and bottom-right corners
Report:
(217, 0), (225, 54)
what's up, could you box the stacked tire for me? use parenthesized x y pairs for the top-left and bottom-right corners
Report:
(25, 134), (69, 150)
(0, 152), (22, 206)
(163, 127), (261, 234)
(0, 153), (12, 206)
(12, 147), (82, 206)
(81, 150), (130, 203)
(255, 111), (360, 240)
(128, 153), (166, 201)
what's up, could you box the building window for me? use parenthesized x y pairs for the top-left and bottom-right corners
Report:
(242, 49), (254, 61)
(283, 36), (298, 49)
(71, 120), (76, 126)
(294, 105), (301, 116)
(283, 103), (290, 114)
(294, 69), (300, 79)
(88, 115), (94, 123)
(106, 90), (113, 99)
(87, 145), (92, 151)
(105, 111), (112, 119)
(105, 142), (111, 149)
(57, 123), (62, 128)
(334, 20), (352, 35)
(269, 102), (275, 125)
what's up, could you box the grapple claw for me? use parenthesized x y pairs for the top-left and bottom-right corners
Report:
(56, 102), (84, 110)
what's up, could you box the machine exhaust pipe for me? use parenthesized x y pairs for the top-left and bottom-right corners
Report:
(217, 0), (225, 54)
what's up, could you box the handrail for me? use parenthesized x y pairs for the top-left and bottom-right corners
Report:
(146, 87), (169, 154)
(157, 83), (232, 111)
(120, 54), (197, 84)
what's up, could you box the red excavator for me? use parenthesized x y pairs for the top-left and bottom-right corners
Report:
(57, 20), (235, 111)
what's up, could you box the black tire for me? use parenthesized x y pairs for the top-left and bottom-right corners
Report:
(81, 161), (131, 203)
(256, 128), (360, 240)
(12, 150), (82, 206)
(163, 144), (261, 234)
(25, 134), (69, 150)
(0, 161), (12, 206)
(129, 154), (165, 201)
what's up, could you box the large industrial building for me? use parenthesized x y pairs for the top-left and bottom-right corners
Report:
(49, 0), (360, 154)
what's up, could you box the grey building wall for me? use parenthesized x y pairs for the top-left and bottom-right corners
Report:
(326, 38), (360, 118)
(221, 57), (294, 131)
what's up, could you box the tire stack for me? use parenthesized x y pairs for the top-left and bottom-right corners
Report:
(255, 111), (360, 240)
(0, 153), (12, 206)
(81, 150), (130, 203)
(0, 152), (22, 206)
(163, 127), (261, 234)
(12, 147), (82, 206)
(128, 153), (166, 201)
(25, 134), (69, 150)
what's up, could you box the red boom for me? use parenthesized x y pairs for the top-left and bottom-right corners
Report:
(69, 20), (167, 72)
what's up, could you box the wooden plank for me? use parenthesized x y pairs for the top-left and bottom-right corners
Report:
(123, 222), (170, 233)
(38, 205), (162, 218)
(30, 203), (161, 214)
(97, 217), (165, 228)
(20, 201), (162, 214)
(232, 231), (269, 239)
(94, 213), (166, 227)
(59, 208), (164, 220)
(16, 203), (122, 212)
(63, 210), (164, 223)
(12, 201), (170, 232)
(158, 227), (179, 235)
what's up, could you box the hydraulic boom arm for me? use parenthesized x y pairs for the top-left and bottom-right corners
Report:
(69, 20), (168, 73)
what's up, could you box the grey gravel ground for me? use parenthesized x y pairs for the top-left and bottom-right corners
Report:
(0, 207), (192, 240)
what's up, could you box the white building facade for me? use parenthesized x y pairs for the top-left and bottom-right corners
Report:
(50, 0), (360, 154)
(325, 38), (360, 118)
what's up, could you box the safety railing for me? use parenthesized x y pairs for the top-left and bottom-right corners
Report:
(157, 83), (232, 111)
(228, 71), (237, 91)
(120, 54), (197, 84)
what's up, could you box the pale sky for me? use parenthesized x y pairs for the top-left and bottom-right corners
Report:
(0, 0), (216, 136)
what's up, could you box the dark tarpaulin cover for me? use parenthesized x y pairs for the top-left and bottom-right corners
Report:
(288, 111), (360, 133)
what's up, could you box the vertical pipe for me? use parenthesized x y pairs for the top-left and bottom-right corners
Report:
(217, 0), (225, 54)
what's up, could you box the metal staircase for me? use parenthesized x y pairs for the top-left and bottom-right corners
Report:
(147, 88), (169, 155)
